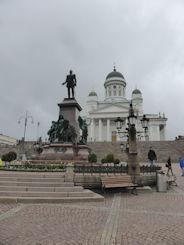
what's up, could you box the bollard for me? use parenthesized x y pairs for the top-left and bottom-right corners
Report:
(65, 162), (74, 182)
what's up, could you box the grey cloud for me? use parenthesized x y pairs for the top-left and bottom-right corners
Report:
(0, 0), (184, 140)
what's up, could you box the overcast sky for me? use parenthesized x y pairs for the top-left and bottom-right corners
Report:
(0, 0), (184, 141)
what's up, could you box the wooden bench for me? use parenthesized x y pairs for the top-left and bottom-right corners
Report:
(101, 175), (138, 194)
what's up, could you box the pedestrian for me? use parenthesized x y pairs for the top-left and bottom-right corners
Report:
(166, 156), (173, 176)
(179, 157), (184, 176)
(148, 146), (157, 166)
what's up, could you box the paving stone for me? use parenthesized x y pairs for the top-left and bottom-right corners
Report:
(0, 164), (183, 244)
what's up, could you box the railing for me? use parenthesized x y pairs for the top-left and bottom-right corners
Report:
(74, 164), (161, 175)
(0, 163), (161, 174)
(140, 165), (161, 174)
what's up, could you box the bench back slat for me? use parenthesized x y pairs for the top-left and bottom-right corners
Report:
(101, 175), (137, 189)
(102, 176), (132, 182)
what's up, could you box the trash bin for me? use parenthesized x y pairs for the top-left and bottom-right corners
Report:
(157, 171), (167, 192)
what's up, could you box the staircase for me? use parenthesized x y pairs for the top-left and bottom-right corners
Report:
(88, 141), (184, 163)
(0, 171), (104, 203)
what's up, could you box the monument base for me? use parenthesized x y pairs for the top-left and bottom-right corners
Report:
(31, 143), (89, 163)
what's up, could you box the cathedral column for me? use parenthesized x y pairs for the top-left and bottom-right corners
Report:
(90, 119), (94, 141)
(162, 126), (166, 140)
(160, 125), (166, 140)
(98, 119), (102, 141)
(107, 119), (111, 141)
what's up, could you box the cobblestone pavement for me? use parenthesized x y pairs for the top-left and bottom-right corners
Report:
(0, 164), (184, 245)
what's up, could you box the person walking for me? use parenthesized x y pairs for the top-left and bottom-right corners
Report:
(166, 156), (174, 176)
(179, 157), (184, 176)
(148, 147), (157, 166)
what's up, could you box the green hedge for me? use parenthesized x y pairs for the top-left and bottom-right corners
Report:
(0, 163), (66, 172)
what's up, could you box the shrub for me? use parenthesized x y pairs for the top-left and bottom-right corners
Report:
(88, 153), (97, 163)
(24, 162), (32, 168)
(101, 158), (107, 164)
(114, 158), (120, 164)
(2, 154), (7, 162)
(106, 154), (114, 163)
(2, 151), (17, 162)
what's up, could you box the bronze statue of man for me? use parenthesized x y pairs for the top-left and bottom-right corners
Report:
(62, 70), (77, 98)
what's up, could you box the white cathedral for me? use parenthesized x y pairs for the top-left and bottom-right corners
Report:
(86, 67), (167, 142)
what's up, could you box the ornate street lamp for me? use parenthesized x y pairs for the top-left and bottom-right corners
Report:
(141, 114), (149, 130)
(120, 143), (124, 151)
(141, 114), (149, 141)
(115, 117), (123, 130)
(114, 103), (149, 176)
(18, 111), (34, 141)
(128, 103), (137, 126)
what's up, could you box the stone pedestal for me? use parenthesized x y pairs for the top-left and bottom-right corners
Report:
(58, 98), (82, 142)
(31, 143), (89, 162)
(31, 98), (89, 164)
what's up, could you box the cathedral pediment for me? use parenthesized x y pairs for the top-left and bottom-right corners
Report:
(90, 103), (129, 114)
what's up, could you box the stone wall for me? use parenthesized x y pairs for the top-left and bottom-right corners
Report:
(0, 140), (184, 163)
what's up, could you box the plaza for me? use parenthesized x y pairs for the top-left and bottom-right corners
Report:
(0, 164), (184, 245)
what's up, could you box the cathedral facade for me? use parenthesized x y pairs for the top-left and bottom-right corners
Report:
(86, 67), (167, 142)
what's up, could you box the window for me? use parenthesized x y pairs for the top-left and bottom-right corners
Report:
(113, 85), (116, 96)
(119, 86), (121, 96)
(109, 87), (111, 96)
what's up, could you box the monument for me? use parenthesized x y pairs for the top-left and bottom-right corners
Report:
(32, 70), (89, 162)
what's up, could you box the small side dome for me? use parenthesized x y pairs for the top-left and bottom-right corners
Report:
(132, 89), (141, 94)
(88, 90), (97, 96)
(132, 88), (142, 100)
(87, 90), (98, 102)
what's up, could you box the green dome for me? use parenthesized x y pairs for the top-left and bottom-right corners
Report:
(132, 89), (141, 94)
(89, 91), (97, 96)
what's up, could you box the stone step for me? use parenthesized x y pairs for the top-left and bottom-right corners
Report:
(0, 186), (83, 192)
(0, 177), (65, 182)
(0, 181), (74, 187)
(0, 194), (104, 203)
(0, 190), (94, 197)
(88, 142), (184, 163)
(0, 172), (64, 178)
(0, 171), (104, 203)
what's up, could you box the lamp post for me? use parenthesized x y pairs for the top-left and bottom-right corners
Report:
(115, 103), (149, 176)
(36, 122), (40, 141)
(127, 103), (139, 176)
(18, 111), (34, 142)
